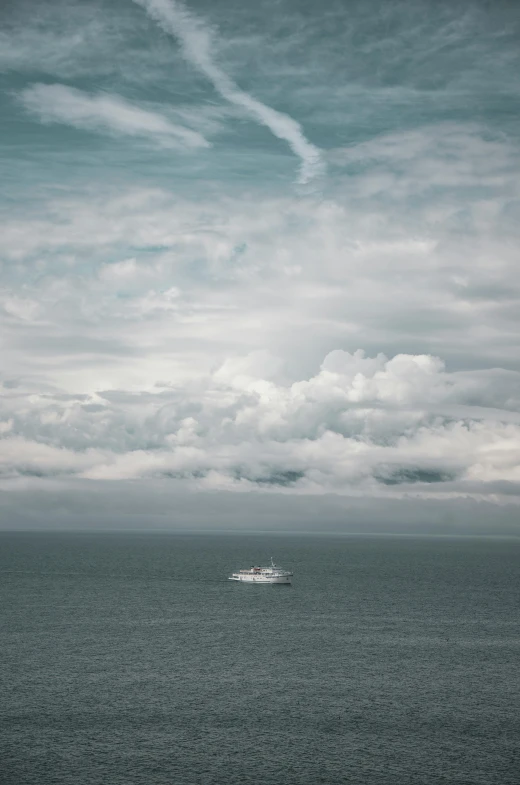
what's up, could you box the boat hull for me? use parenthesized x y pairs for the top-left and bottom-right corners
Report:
(229, 575), (292, 584)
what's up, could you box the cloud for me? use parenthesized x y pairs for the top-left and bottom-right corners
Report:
(2, 0), (520, 531)
(1, 349), (520, 507)
(0, 9), (120, 78)
(330, 124), (520, 203)
(1, 165), (519, 397)
(2, 296), (41, 322)
(133, 0), (324, 183)
(18, 83), (210, 149)
(0, 0), (186, 82)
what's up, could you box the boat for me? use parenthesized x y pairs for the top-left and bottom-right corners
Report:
(229, 558), (292, 584)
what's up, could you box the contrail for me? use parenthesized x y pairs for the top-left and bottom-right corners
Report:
(134, 0), (324, 183)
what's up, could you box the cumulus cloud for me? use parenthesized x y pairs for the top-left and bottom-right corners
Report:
(18, 83), (210, 148)
(133, 0), (324, 183)
(1, 350), (520, 505)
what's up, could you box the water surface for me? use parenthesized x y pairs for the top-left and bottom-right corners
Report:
(1, 532), (519, 784)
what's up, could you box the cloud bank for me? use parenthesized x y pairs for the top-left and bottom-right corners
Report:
(1, 349), (519, 506)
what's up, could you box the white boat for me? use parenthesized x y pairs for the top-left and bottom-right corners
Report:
(229, 558), (292, 584)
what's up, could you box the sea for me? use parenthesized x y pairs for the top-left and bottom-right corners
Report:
(1, 532), (519, 785)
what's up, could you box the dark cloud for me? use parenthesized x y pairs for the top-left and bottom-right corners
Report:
(375, 468), (459, 486)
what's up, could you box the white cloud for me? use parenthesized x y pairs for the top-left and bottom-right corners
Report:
(2, 295), (41, 322)
(133, 0), (324, 183)
(1, 162), (519, 406)
(1, 349), (520, 507)
(18, 83), (210, 149)
(0, 13), (121, 78)
(330, 123), (520, 202)
(98, 258), (141, 283)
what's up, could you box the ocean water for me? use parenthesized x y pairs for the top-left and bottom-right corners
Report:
(1, 532), (519, 785)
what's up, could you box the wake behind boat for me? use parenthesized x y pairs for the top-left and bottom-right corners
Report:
(229, 558), (292, 584)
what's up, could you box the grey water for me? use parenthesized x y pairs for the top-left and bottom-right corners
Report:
(1, 532), (519, 785)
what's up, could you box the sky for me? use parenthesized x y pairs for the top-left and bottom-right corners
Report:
(1, 0), (520, 532)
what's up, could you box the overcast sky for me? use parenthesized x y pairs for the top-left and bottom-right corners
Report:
(1, 0), (520, 532)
